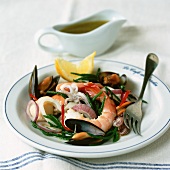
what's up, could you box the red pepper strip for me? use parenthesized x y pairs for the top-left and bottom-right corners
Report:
(61, 104), (71, 131)
(119, 90), (131, 106)
(29, 94), (38, 101)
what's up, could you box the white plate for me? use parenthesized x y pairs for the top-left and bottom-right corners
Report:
(3, 59), (170, 158)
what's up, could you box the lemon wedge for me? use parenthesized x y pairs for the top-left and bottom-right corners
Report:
(54, 51), (96, 82)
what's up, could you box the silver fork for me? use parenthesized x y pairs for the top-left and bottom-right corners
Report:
(123, 53), (159, 135)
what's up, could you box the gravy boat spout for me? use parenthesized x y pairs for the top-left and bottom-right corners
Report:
(35, 9), (126, 57)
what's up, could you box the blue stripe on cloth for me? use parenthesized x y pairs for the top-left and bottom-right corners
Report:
(0, 152), (170, 170)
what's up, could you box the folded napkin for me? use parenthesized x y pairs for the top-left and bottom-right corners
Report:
(1, 149), (170, 170)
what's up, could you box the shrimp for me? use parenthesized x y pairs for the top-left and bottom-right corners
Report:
(52, 94), (65, 105)
(56, 82), (103, 91)
(56, 82), (116, 132)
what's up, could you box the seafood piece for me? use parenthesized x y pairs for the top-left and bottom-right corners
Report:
(29, 65), (60, 100)
(113, 116), (130, 136)
(56, 82), (117, 132)
(99, 71), (127, 87)
(52, 94), (65, 105)
(119, 124), (130, 136)
(38, 76), (60, 96)
(56, 82), (91, 106)
(113, 116), (124, 127)
(119, 74), (127, 85)
(29, 96), (61, 122)
(29, 65), (40, 100)
(72, 132), (91, 140)
(38, 76), (53, 92)
(69, 131), (102, 145)
(66, 138), (102, 146)
(65, 119), (105, 135)
(64, 108), (85, 120)
(56, 82), (103, 91)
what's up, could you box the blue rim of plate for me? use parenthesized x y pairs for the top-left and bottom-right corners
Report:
(3, 59), (170, 157)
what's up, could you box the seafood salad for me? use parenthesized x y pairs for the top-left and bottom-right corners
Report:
(26, 66), (138, 146)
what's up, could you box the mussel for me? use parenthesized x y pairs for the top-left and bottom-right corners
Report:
(38, 75), (60, 96)
(67, 138), (103, 146)
(65, 119), (105, 135)
(29, 65), (60, 100)
(98, 71), (127, 88)
(65, 119), (105, 145)
(29, 65), (40, 100)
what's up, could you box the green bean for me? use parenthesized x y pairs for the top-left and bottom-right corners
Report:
(46, 91), (68, 98)
(85, 93), (95, 110)
(105, 86), (120, 102)
(92, 91), (103, 101)
(44, 115), (63, 129)
(113, 131), (120, 142)
(31, 121), (73, 140)
(98, 96), (106, 115)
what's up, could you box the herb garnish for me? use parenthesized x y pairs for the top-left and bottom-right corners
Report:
(71, 68), (101, 82)
(46, 91), (68, 98)
(32, 115), (74, 140)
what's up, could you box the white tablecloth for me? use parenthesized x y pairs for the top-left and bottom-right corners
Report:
(1, 0), (170, 169)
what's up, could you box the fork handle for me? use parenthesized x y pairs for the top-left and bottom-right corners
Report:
(138, 53), (159, 100)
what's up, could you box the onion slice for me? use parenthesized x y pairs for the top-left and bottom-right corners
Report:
(72, 104), (97, 119)
(102, 87), (122, 95)
(26, 100), (39, 122)
(112, 89), (123, 95)
(36, 122), (62, 133)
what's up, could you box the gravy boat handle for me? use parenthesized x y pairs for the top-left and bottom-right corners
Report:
(34, 27), (64, 53)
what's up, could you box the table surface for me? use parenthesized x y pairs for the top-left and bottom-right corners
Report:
(1, 0), (170, 169)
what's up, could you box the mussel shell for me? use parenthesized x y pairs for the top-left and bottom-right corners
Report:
(98, 71), (128, 88)
(65, 119), (105, 136)
(39, 75), (60, 95)
(99, 72), (127, 86)
(29, 65), (60, 100)
(53, 75), (60, 84)
(29, 65), (40, 100)
(99, 71), (119, 82)
(48, 76), (60, 91)
(66, 138), (103, 146)
(120, 74), (127, 85)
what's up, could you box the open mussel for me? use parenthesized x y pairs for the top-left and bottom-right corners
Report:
(29, 65), (60, 100)
(38, 75), (60, 96)
(65, 119), (105, 145)
(67, 138), (103, 146)
(29, 65), (40, 100)
(65, 119), (105, 135)
(98, 71), (127, 88)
